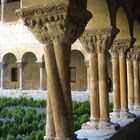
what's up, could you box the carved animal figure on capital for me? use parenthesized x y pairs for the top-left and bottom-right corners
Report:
(106, 0), (140, 46)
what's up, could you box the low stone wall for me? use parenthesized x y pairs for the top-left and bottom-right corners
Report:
(109, 118), (140, 140)
(76, 113), (140, 140)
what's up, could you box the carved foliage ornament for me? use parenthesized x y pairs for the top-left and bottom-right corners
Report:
(16, 2), (92, 45)
(111, 38), (131, 57)
(130, 45), (140, 61)
(80, 28), (112, 54)
(108, 48), (119, 59)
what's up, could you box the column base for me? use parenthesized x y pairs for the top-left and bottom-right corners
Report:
(0, 87), (5, 90)
(98, 120), (120, 130)
(110, 110), (120, 119)
(81, 119), (99, 129)
(120, 110), (136, 119)
(134, 104), (140, 111)
(44, 136), (55, 140)
(128, 103), (134, 111)
(44, 134), (77, 140)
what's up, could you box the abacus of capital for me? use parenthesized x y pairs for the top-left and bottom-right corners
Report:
(16, 1), (92, 140)
(80, 28), (120, 130)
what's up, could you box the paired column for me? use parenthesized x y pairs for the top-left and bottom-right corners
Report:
(1, 0), (7, 23)
(81, 29), (120, 130)
(0, 63), (6, 89)
(39, 62), (46, 90)
(109, 49), (120, 118)
(16, 1), (92, 139)
(117, 39), (135, 119)
(81, 35), (100, 129)
(97, 35), (119, 130)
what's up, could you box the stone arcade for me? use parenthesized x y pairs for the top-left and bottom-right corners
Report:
(0, 0), (140, 140)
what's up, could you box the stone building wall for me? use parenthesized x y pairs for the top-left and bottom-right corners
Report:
(0, 0), (140, 91)
(70, 50), (87, 91)
(0, 1), (20, 22)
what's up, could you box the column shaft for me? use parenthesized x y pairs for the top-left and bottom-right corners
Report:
(112, 58), (120, 112)
(43, 44), (69, 138)
(89, 53), (100, 121)
(98, 52), (109, 120)
(127, 58), (134, 110)
(1, 64), (6, 89)
(87, 66), (90, 91)
(1, 0), (7, 23)
(20, 0), (23, 8)
(119, 56), (128, 111)
(53, 42), (74, 136)
(39, 62), (45, 90)
(45, 91), (55, 139)
(19, 63), (24, 90)
(133, 60), (140, 106)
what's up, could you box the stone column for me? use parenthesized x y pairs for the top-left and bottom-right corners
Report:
(0, 63), (6, 89)
(1, 0), (7, 23)
(95, 31), (119, 130)
(117, 39), (135, 119)
(109, 48), (120, 118)
(132, 53), (140, 111)
(97, 43), (111, 129)
(39, 62), (45, 90)
(81, 34), (100, 129)
(20, 0), (23, 8)
(16, 1), (92, 139)
(84, 59), (90, 91)
(18, 62), (25, 90)
(127, 52), (134, 111)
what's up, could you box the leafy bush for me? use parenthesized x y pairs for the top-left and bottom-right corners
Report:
(0, 97), (114, 139)
(6, 135), (15, 140)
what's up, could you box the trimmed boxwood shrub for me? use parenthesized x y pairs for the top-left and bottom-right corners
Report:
(0, 97), (114, 139)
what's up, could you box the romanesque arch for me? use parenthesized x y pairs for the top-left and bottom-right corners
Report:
(22, 52), (39, 89)
(70, 50), (87, 91)
(2, 53), (18, 89)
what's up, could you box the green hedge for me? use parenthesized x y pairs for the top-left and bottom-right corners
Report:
(0, 97), (113, 139)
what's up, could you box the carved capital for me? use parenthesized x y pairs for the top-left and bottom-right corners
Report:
(80, 34), (96, 54)
(80, 28), (112, 54)
(127, 51), (133, 59)
(16, 1), (92, 45)
(132, 53), (140, 61)
(112, 38), (131, 57)
(84, 59), (89, 68)
(0, 63), (7, 69)
(17, 62), (26, 69)
(38, 62), (45, 68)
(130, 45), (140, 61)
(108, 48), (119, 59)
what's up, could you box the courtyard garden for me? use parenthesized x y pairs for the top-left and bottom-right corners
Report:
(0, 97), (113, 140)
